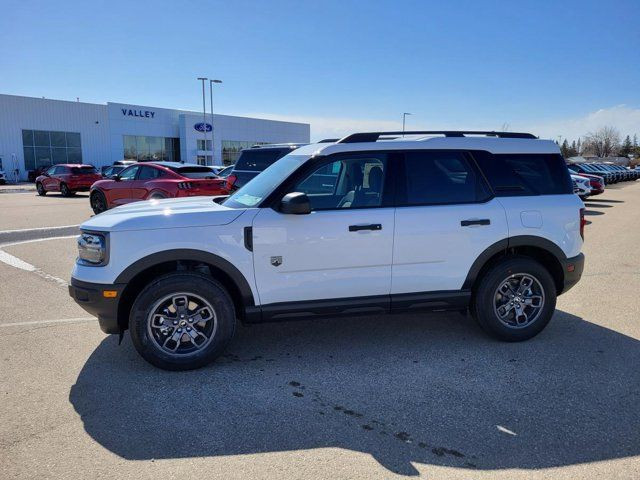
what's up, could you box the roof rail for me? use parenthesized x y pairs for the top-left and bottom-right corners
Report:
(318, 138), (339, 143)
(337, 131), (537, 143)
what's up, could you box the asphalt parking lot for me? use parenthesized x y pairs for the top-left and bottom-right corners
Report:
(1, 185), (639, 479)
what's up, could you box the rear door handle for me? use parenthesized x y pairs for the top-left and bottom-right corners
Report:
(461, 219), (490, 227)
(349, 224), (382, 232)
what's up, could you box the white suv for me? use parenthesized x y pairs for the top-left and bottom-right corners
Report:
(69, 131), (585, 370)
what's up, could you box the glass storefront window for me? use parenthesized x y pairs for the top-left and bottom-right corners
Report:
(123, 135), (180, 162)
(222, 140), (264, 166)
(22, 129), (82, 170)
(34, 131), (50, 146)
(66, 132), (81, 148)
(50, 131), (66, 147)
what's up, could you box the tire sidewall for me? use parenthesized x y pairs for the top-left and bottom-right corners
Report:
(129, 273), (236, 370)
(91, 191), (106, 214)
(36, 182), (46, 195)
(61, 183), (70, 196)
(472, 256), (557, 342)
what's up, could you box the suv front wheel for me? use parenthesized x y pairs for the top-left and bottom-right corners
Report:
(471, 256), (557, 342)
(129, 272), (236, 370)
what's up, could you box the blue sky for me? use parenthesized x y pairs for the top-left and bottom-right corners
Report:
(1, 0), (639, 140)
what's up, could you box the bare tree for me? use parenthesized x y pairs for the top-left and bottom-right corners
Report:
(582, 126), (621, 157)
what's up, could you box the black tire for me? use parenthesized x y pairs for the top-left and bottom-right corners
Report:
(129, 272), (236, 371)
(60, 183), (72, 197)
(470, 256), (557, 342)
(36, 182), (46, 196)
(90, 190), (108, 214)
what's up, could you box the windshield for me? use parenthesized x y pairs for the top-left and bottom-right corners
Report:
(224, 154), (308, 208)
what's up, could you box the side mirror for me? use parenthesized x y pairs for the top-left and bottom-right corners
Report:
(279, 192), (311, 215)
(112, 174), (121, 182)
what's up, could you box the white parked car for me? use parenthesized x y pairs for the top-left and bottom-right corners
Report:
(570, 174), (592, 199)
(69, 130), (586, 370)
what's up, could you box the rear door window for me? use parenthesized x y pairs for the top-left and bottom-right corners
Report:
(472, 152), (572, 196)
(234, 149), (290, 171)
(398, 151), (491, 205)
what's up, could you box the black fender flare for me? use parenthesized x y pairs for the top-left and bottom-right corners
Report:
(114, 249), (256, 307)
(462, 236), (567, 290)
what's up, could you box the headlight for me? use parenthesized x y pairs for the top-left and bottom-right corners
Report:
(77, 232), (108, 266)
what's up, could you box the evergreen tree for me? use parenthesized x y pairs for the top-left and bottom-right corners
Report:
(569, 140), (578, 157)
(560, 139), (570, 158)
(620, 135), (633, 157)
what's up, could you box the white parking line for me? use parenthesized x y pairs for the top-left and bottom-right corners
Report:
(0, 234), (77, 248)
(0, 224), (79, 235)
(0, 316), (96, 328)
(0, 242), (71, 287)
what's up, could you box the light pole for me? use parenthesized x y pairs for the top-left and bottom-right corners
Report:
(209, 79), (222, 165)
(402, 112), (412, 136)
(197, 77), (207, 165)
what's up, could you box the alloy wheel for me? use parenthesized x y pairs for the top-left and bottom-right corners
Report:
(493, 273), (545, 329)
(146, 292), (218, 356)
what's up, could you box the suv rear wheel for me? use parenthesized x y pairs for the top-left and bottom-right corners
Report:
(129, 272), (236, 370)
(471, 256), (557, 341)
(60, 182), (72, 197)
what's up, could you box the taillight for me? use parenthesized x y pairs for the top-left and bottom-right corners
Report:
(226, 174), (237, 191)
(177, 182), (193, 190)
(580, 207), (586, 240)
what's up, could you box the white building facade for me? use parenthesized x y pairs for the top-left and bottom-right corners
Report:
(0, 94), (310, 181)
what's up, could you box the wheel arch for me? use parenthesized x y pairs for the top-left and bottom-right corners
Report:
(463, 236), (566, 295)
(115, 249), (256, 331)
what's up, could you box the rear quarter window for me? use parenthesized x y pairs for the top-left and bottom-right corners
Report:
(473, 152), (572, 196)
(234, 149), (290, 171)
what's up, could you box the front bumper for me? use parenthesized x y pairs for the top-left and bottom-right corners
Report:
(68, 277), (125, 334)
(560, 253), (585, 294)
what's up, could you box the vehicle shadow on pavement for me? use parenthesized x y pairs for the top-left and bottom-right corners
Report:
(69, 310), (640, 476)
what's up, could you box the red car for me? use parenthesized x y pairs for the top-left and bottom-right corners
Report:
(578, 173), (605, 196)
(36, 164), (102, 197)
(89, 161), (228, 214)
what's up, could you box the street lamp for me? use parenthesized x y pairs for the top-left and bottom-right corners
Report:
(209, 79), (222, 165)
(402, 112), (412, 136)
(197, 77), (208, 165)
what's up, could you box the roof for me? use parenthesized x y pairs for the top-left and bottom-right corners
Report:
(294, 135), (560, 157)
(57, 164), (93, 167)
(248, 143), (307, 150)
(147, 161), (203, 169)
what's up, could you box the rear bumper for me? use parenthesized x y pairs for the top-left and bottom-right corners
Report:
(560, 253), (585, 295)
(68, 277), (125, 334)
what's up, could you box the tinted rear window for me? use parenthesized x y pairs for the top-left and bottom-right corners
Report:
(170, 166), (218, 179)
(400, 151), (491, 205)
(473, 152), (572, 196)
(71, 166), (97, 175)
(234, 149), (291, 171)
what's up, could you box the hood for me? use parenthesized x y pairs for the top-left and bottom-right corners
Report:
(81, 196), (246, 232)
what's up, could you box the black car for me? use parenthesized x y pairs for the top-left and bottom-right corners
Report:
(225, 143), (306, 191)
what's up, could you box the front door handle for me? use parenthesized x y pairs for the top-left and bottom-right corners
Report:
(349, 224), (382, 232)
(461, 219), (490, 227)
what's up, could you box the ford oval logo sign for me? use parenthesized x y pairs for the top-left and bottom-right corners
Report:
(194, 122), (213, 132)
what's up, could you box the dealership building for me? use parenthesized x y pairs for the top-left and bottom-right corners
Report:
(0, 93), (310, 181)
